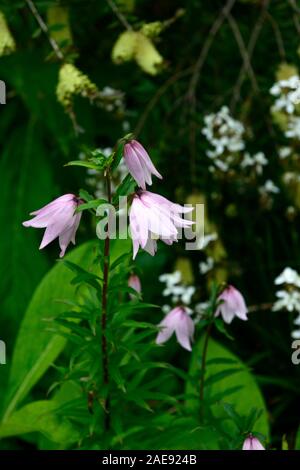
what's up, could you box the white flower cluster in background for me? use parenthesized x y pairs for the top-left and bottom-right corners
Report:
(278, 146), (292, 159)
(159, 271), (195, 312)
(199, 256), (214, 274)
(270, 75), (300, 114)
(201, 232), (218, 249)
(202, 106), (268, 177)
(99, 86), (125, 113)
(202, 106), (245, 171)
(292, 314), (300, 339)
(259, 179), (280, 196)
(283, 172), (300, 185)
(199, 232), (219, 275)
(272, 267), (300, 338)
(194, 301), (210, 323)
(241, 151), (268, 175)
(270, 75), (300, 142)
(285, 116), (300, 140)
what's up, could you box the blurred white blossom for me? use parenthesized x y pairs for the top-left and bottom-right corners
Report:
(194, 301), (210, 323)
(199, 257), (214, 274)
(292, 313), (300, 339)
(259, 180), (280, 195)
(270, 75), (300, 114)
(241, 152), (268, 175)
(274, 267), (300, 288)
(273, 267), (300, 339)
(278, 146), (292, 159)
(159, 271), (195, 305)
(285, 116), (300, 139)
(202, 106), (245, 161)
(272, 290), (300, 313)
(201, 232), (218, 249)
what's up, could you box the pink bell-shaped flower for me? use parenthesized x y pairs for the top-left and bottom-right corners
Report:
(124, 139), (162, 190)
(129, 190), (193, 259)
(215, 285), (248, 324)
(23, 194), (82, 258)
(243, 435), (265, 450)
(156, 306), (195, 351)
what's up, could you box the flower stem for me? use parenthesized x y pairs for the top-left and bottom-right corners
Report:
(199, 322), (213, 410)
(25, 0), (64, 61)
(101, 173), (111, 428)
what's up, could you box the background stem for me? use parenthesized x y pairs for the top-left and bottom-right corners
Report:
(199, 322), (213, 409)
(25, 0), (64, 60)
(101, 173), (111, 427)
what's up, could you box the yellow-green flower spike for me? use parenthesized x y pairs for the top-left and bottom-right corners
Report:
(0, 11), (16, 56)
(56, 63), (99, 113)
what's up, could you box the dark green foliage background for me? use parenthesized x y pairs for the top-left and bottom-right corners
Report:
(0, 0), (300, 449)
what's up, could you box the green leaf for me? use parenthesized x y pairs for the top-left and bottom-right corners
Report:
(122, 320), (158, 330)
(78, 189), (94, 203)
(113, 174), (136, 202)
(110, 141), (124, 172)
(295, 426), (300, 450)
(204, 367), (244, 387)
(1, 241), (98, 421)
(140, 416), (221, 450)
(0, 400), (80, 445)
(214, 318), (234, 340)
(0, 123), (53, 350)
(76, 199), (107, 212)
(186, 338), (269, 439)
(64, 160), (101, 170)
(110, 252), (131, 271)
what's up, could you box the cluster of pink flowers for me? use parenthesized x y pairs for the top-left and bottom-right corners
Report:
(23, 138), (192, 260)
(124, 140), (193, 259)
(155, 284), (248, 352)
(23, 139), (248, 355)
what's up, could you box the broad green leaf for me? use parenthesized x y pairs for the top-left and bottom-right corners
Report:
(2, 238), (132, 421)
(1, 241), (97, 421)
(186, 338), (269, 438)
(0, 123), (54, 349)
(0, 382), (83, 446)
(135, 416), (221, 450)
(296, 426), (300, 450)
(0, 400), (80, 445)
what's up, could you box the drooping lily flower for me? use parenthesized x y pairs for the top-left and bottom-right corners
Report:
(124, 139), (162, 189)
(23, 194), (82, 258)
(129, 190), (193, 259)
(156, 306), (195, 351)
(215, 285), (248, 324)
(243, 435), (265, 450)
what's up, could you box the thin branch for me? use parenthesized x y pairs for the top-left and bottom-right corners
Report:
(288, 0), (300, 35)
(230, 0), (270, 111)
(187, 0), (237, 101)
(265, 12), (286, 61)
(101, 173), (112, 430)
(25, 0), (64, 60)
(199, 322), (213, 412)
(226, 12), (259, 94)
(186, 0), (236, 188)
(134, 67), (193, 136)
(248, 302), (273, 313)
(105, 0), (132, 31)
(288, 0), (300, 14)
